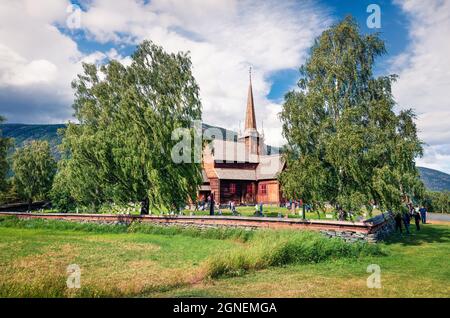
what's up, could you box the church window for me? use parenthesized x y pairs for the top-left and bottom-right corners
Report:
(260, 184), (267, 195)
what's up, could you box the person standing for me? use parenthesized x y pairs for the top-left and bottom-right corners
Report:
(414, 211), (421, 231)
(209, 193), (215, 216)
(259, 202), (263, 216)
(419, 206), (427, 224)
(403, 211), (411, 234)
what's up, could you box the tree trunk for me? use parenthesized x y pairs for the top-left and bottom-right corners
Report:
(140, 197), (149, 215)
(27, 198), (32, 212)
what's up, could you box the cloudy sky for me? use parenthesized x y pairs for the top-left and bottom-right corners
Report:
(0, 0), (449, 173)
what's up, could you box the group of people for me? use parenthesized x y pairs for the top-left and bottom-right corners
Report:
(284, 199), (311, 212)
(228, 200), (240, 215)
(394, 204), (428, 234)
(199, 196), (264, 216)
(196, 194), (216, 215)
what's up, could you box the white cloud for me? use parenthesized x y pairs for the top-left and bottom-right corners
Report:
(0, 0), (331, 144)
(0, 44), (58, 86)
(0, 0), (82, 122)
(392, 0), (450, 173)
(0, 0), (132, 123)
(77, 0), (331, 146)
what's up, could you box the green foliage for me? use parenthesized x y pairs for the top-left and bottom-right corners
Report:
(50, 159), (77, 212)
(127, 222), (253, 242)
(0, 181), (20, 204)
(279, 17), (424, 215)
(423, 191), (450, 213)
(12, 140), (56, 204)
(0, 117), (13, 193)
(206, 230), (384, 278)
(0, 216), (128, 233)
(0, 216), (254, 242)
(56, 40), (202, 212)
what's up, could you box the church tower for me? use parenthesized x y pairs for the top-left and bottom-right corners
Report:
(240, 68), (263, 157)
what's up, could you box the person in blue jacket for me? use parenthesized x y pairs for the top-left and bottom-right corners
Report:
(419, 206), (427, 224)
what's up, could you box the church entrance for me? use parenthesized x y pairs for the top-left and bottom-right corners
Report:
(220, 180), (256, 205)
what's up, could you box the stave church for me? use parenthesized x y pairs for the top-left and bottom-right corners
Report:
(199, 71), (285, 206)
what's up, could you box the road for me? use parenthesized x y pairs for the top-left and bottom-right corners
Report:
(428, 212), (450, 222)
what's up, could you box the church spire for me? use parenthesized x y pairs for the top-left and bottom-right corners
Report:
(244, 67), (257, 131)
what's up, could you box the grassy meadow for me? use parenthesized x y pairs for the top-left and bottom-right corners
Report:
(0, 216), (448, 298)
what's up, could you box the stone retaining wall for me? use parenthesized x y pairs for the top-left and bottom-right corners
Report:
(0, 211), (396, 243)
(320, 213), (395, 243)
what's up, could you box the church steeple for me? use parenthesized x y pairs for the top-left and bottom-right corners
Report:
(244, 67), (257, 131)
(239, 67), (263, 157)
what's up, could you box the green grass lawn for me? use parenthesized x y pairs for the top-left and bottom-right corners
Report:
(42, 205), (343, 220)
(159, 224), (450, 298)
(182, 206), (331, 220)
(0, 216), (448, 298)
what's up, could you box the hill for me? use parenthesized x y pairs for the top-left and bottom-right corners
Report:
(0, 123), (64, 159)
(418, 166), (450, 192)
(0, 123), (279, 155)
(0, 123), (235, 154)
(2, 124), (447, 191)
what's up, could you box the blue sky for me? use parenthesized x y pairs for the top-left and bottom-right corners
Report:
(0, 0), (449, 173)
(267, 0), (410, 101)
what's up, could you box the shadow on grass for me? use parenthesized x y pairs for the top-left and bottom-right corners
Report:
(383, 224), (450, 246)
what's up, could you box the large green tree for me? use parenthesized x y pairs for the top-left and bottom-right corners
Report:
(56, 40), (202, 214)
(12, 140), (56, 210)
(279, 17), (424, 218)
(0, 116), (12, 193)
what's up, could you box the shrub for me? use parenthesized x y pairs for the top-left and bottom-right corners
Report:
(205, 230), (385, 278)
